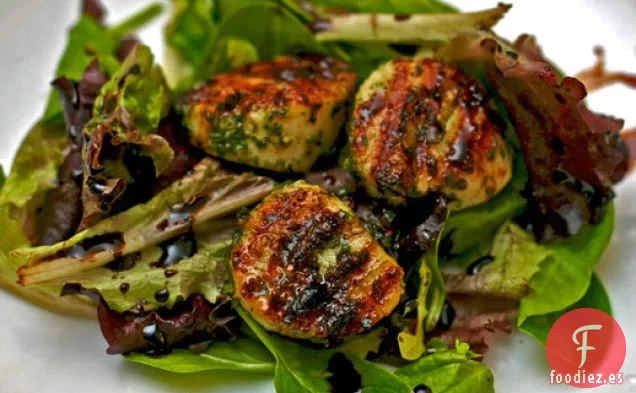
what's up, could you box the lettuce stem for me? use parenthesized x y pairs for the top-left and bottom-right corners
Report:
(110, 3), (164, 39)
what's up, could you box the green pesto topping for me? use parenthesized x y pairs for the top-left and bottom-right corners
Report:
(209, 114), (248, 156)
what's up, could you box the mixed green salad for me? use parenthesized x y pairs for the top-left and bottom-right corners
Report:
(0, 0), (630, 392)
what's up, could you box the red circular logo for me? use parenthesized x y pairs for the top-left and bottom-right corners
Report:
(546, 308), (626, 388)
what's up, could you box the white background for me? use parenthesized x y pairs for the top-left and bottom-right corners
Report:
(0, 1), (634, 392)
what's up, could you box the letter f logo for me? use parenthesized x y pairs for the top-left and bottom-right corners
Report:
(572, 324), (602, 368)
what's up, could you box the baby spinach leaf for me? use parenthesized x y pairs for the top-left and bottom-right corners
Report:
(215, 1), (323, 61)
(346, 355), (411, 393)
(238, 307), (410, 393)
(126, 337), (275, 374)
(166, 0), (320, 89)
(165, 0), (217, 88)
(520, 273), (611, 344)
(167, 0), (215, 67)
(240, 307), (331, 392)
(396, 340), (495, 393)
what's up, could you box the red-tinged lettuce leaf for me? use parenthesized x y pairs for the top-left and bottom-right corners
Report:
(53, 59), (109, 151)
(429, 295), (516, 355)
(43, 60), (111, 244)
(97, 294), (239, 354)
(437, 33), (629, 239)
(79, 45), (174, 229)
(0, 122), (96, 318)
(622, 129), (636, 170)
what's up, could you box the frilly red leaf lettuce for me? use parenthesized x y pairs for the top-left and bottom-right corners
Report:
(430, 294), (515, 355)
(52, 56), (109, 229)
(437, 33), (629, 239)
(97, 295), (239, 354)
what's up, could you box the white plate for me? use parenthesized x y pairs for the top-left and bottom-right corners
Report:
(0, 1), (634, 392)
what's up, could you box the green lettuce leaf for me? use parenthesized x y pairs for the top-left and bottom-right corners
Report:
(15, 159), (273, 286)
(520, 273), (611, 344)
(0, 124), (68, 207)
(93, 45), (172, 133)
(518, 203), (615, 329)
(43, 3), (164, 123)
(238, 307), (411, 393)
(398, 209), (447, 361)
(445, 223), (549, 299)
(395, 340), (495, 393)
(126, 337), (275, 374)
(63, 237), (233, 313)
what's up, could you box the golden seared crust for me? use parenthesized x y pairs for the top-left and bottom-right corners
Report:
(231, 182), (403, 340)
(180, 56), (357, 173)
(349, 58), (513, 209)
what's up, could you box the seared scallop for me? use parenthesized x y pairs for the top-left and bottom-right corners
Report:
(231, 181), (404, 340)
(180, 56), (357, 173)
(349, 57), (513, 209)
